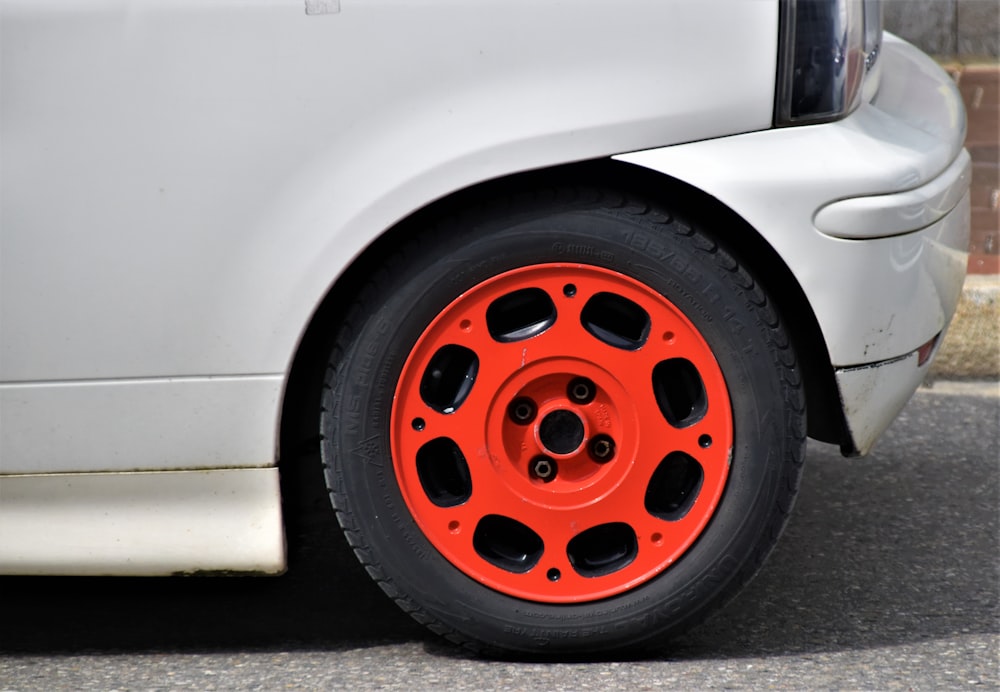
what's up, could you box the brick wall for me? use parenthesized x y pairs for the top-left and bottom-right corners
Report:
(886, 1), (999, 274)
(950, 65), (1000, 274)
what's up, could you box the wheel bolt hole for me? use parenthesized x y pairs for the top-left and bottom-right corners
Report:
(459, 319), (472, 332)
(508, 397), (537, 424)
(567, 377), (596, 404)
(589, 434), (616, 462)
(448, 521), (461, 534)
(698, 434), (712, 449)
(563, 284), (577, 298)
(531, 456), (557, 482)
(547, 568), (561, 582)
(412, 417), (426, 432)
(651, 532), (663, 546)
(663, 330), (675, 344)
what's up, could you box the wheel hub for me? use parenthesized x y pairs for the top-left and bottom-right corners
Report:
(537, 409), (584, 456)
(487, 362), (637, 503)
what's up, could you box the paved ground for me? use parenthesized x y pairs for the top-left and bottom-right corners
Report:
(1, 381), (996, 690)
(931, 275), (999, 379)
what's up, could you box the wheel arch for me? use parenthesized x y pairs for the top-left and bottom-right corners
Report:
(278, 159), (849, 476)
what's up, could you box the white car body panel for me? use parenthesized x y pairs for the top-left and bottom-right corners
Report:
(1, 0), (777, 386)
(0, 376), (282, 474)
(0, 468), (284, 575)
(834, 351), (930, 456)
(617, 36), (970, 368)
(0, 2), (969, 575)
(1, 0), (778, 485)
(814, 151), (971, 239)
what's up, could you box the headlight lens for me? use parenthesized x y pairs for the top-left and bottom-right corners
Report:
(776, 0), (882, 126)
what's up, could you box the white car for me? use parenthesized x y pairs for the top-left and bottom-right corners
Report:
(0, 0), (969, 655)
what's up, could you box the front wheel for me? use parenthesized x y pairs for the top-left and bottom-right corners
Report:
(321, 187), (805, 656)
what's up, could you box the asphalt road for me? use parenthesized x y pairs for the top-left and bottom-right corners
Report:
(1, 380), (997, 690)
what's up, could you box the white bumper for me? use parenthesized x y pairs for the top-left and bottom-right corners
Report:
(618, 34), (970, 454)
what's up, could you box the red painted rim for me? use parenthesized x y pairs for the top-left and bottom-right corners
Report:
(391, 264), (732, 603)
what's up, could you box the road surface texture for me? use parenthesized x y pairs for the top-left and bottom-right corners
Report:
(1, 381), (997, 690)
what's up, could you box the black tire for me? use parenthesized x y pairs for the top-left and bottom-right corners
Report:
(320, 186), (805, 656)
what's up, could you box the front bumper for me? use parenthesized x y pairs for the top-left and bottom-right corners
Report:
(617, 33), (970, 455)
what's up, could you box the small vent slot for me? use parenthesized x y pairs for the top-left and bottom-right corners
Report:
(419, 345), (479, 414)
(652, 358), (708, 428)
(415, 437), (472, 507)
(486, 287), (557, 342)
(566, 523), (638, 578)
(580, 292), (650, 350)
(645, 452), (704, 521)
(473, 515), (544, 574)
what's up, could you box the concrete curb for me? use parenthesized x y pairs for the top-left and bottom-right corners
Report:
(930, 274), (1000, 379)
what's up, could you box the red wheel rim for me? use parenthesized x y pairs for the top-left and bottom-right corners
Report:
(391, 264), (733, 603)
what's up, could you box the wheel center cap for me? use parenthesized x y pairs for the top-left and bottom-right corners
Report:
(538, 409), (585, 455)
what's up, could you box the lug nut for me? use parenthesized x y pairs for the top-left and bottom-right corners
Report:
(531, 456), (557, 482)
(508, 397), (537, 425)
(567, 377), (596, 404)
(589, 434), (615, 462)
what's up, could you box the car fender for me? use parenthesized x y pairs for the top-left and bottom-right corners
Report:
(1, 0), (778, 474)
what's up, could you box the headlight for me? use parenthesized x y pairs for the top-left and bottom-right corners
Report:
(775, 0), (883, 126)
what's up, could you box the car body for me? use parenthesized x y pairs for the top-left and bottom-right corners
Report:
(0, 0), (969, 654)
